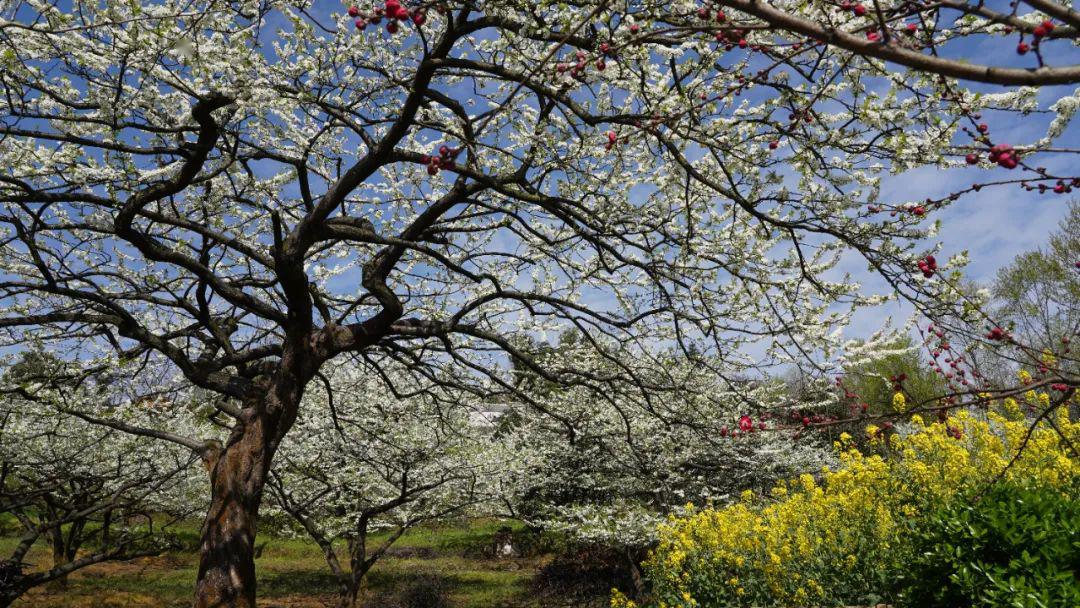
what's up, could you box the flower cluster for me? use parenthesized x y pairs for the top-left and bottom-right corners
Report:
(347, 1), (428, 33)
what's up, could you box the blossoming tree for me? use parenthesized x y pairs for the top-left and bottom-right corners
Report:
(264, 363), (491, 608)
(0, 354), (206, 607)
(1, 0), (1079, 605)
(490, 340), (837, 593)
(493, 339), (835, 539)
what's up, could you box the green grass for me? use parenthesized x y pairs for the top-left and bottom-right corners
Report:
(5, 519), (602, 607)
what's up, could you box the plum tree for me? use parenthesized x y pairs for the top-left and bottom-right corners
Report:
(2, 1), (1079, 605)
(264, 363), (490, 608)
(492, 342), (835, 549)
(0, 354), (204, 607)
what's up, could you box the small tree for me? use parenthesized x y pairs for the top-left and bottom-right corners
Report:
(265, 363), (489, 608)
(0, 356), (203, 607)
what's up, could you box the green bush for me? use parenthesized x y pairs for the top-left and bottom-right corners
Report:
(899, 484), (1080, 608)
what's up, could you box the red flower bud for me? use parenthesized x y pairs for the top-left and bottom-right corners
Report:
(738, 415), (753, 432)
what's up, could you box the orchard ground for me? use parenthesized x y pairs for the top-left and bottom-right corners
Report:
(1, 519), (614, 608)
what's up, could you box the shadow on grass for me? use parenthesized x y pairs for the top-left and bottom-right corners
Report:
(259, 567), (340, 597)
(361, 563), (539, 608)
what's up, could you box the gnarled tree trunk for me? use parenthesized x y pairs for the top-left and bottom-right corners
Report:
(193, 372), (307, 608)
(192, 425), (265, 608)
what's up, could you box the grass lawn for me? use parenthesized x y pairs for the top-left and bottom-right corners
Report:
(3, 519), (605, 607)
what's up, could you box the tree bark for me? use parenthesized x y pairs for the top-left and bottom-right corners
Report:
(336, 527), (367, 608)
(335, 518), (411, 608)
(625, 547), (646, 598)
(192, 377), (305, 608)
(336, 574), (360, 608)
(336, 549), (377, 608)
(46, 525), (69, 590)
(192, 421), (265, 608)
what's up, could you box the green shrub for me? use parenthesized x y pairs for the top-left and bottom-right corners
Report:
(899, 484), (1080, 608)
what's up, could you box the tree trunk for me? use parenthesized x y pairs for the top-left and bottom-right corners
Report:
(625, 547), (646, 598)
(336, 554), (378, 608)
(336, 533), (366, 608)
(192, 423), (264, 608)
(336, 579), (360, 608)
(46, 526), (68, 591)
(192, 381), (303, 608)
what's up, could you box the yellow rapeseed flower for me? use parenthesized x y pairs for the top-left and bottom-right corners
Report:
(892, 392), (907, 412)
(633, 405), (1080, 606)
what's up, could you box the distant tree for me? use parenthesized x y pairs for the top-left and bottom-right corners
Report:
(0, 354), (203, 608)
(842, 335), (946, 415)
(993, 201), (1080, 363)
(265, 363), (488, 608)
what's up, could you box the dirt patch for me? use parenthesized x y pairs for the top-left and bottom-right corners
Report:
(16, 590), (335, 608)
(76, 554), (190, 578)
(359, 572), (450, 608)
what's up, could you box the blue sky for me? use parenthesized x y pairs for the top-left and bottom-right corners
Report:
(844, 137), (1077, 339)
